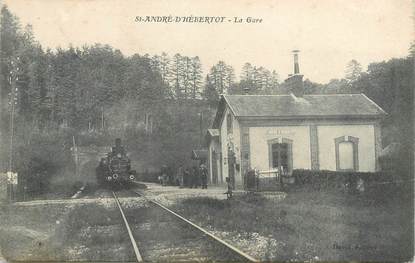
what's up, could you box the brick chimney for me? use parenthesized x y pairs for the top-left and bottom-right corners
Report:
(284, 50), (304, 97)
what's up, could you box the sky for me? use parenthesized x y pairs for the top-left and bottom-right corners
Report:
(3, 0), (414, 83)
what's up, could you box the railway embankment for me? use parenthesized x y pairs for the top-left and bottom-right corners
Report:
(1, 181), (408, 262)
(0, 181), (281, 261)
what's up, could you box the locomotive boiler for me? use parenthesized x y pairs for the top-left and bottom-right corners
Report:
(96, 138), (136, 187)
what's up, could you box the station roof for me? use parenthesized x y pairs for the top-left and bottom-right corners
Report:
(207, 129), (219, 137)
(213, 93), (386, 128)
(205, 129), (219, 146)
(191, 149), (208, 160)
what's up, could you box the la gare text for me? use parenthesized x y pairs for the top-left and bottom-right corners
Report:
(134, 16), (263, 24)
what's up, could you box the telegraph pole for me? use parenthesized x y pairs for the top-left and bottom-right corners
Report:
(8, 58), (18, 202)
(8, 75), (15, 173)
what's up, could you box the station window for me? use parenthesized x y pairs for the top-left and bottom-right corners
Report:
(267, 138), (293, 175)
(335, 136), (359, 171)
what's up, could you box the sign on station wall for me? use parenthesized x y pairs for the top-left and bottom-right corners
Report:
(6, 171), (18, 185)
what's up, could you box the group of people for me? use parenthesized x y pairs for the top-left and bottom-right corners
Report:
(158, 163), (209, 189)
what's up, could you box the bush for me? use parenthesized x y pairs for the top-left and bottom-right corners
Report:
(291, 169), (415, 204)
(181, 197), (226, 210)
(13, 131), (75, 197)
(292, 169), (397, 196)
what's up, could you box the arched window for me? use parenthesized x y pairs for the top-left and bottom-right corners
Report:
(335, 136), (359, 171)
(226, 113), (233, 134)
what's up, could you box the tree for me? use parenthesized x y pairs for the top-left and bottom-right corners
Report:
(324, 78), (349, 94)
(409, 42), (415, 57)
(269, 70), (280, 93)
(53, 47), (79, 128)
(225, 64), (235, 91)
(171, 53), (185, 98)
(158, 52), (172, 98)
(183, 56), (191, 99)
(1, 5), (21, 140)
(238, 63), (279, 94)
(210, 61), (225, 94)
(190, 56), (203, 99)
(345, 59), (362, 83)
(208, 61), (234, 94)
(202, 75), (219, 104)
(352, 58), (413, 180)
(303, 79), (324, 94)
(44, 48), (57, 125)
(241, 62), (254, 82)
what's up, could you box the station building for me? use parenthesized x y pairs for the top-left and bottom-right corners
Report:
(206, 54), (387, 189)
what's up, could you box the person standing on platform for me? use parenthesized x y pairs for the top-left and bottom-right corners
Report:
(225, 177), (232, 199)
(200, 163), (208, 189)
(167, 166), (173, 185)
(190, 167), (195, 188)
(192, 166), (199, 188)
(184, 167), (190, 187)
(177, 165), (184, 188)
(161, 165), (168, 186)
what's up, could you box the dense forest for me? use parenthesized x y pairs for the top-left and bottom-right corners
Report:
(0, 6), (413, 194)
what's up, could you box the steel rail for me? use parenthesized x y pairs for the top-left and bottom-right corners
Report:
(133, 190), (260, 262)
(71, 184), (86, 199)
(112, 191), (143, 262)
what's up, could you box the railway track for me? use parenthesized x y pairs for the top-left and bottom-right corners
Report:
(112, 189), (259, 262)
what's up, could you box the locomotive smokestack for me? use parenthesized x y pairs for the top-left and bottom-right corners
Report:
(293, 50), (300, 74)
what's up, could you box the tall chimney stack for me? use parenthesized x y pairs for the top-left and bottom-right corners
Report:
(284, 50), (304, 97)
(293, 50), (300, 74)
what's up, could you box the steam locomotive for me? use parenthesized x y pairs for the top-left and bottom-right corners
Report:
(96, 139), (136, 187)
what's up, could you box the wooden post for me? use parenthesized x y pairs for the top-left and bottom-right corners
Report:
(144, 113), (148, 134)
(101, 107), (104, 130)
(73, 136), (79, 176)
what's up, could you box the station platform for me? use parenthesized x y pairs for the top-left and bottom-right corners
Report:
(137, 182), (240, 201)
(136, 182), (286, 205)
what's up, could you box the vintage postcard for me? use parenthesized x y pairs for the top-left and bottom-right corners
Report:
(0, 0), (413, 262)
